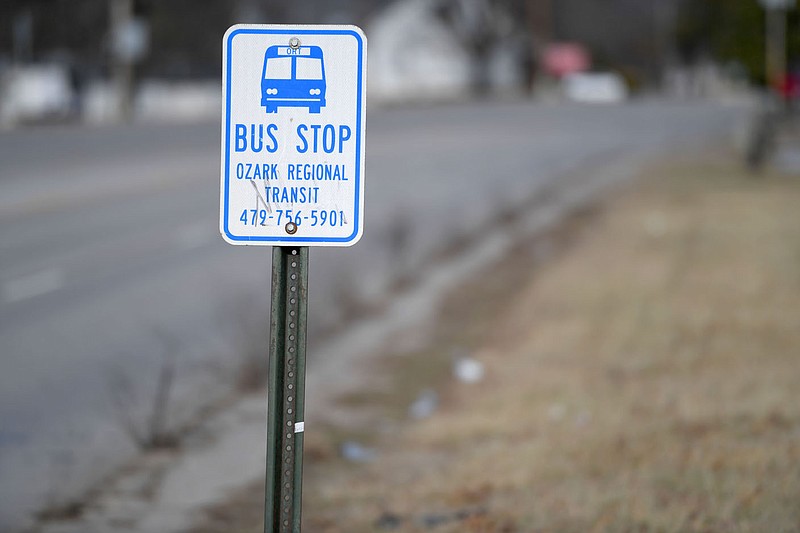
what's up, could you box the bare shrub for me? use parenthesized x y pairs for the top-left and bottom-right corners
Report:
(106, 329), (180, 451)
(385, 210), (416, 290)
(36, 499), (86, 522)
(218, 293), (269, 392)
(36, 450), (86, 522)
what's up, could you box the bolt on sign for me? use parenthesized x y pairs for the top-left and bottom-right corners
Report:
(220, 25), (367, 246)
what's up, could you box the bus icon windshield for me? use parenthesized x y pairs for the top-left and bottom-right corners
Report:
(261, 45), (326, 114)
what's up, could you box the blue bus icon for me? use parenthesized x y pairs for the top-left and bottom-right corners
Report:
(261, 45), (326, 114)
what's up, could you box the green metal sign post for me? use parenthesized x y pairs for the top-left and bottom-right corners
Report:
(265, 246), (309, 533)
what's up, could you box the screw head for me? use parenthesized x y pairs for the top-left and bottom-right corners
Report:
(289, 37), (300, 49)
(285, 221), (297, 234)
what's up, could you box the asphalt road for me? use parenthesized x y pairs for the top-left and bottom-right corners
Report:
(0, 100), (743, 529)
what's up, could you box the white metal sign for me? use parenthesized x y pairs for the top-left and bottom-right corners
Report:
(220, 25), (367, 246)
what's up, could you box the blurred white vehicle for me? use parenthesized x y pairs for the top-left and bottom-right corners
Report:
(0, 64), (75, 126)
(562, 72), (628, 104)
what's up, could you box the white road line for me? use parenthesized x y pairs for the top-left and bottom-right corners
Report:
(2, 268), (65, 303)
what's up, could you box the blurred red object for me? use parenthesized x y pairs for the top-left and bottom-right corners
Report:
(774, 72), (799, 101)
(542, 43), (591, 78)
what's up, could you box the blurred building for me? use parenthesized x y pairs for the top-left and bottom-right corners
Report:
(0, 0), (778, 124)
(0, 0), (689, 85)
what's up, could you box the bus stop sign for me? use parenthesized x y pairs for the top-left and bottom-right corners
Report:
(220, 25), (367, 246)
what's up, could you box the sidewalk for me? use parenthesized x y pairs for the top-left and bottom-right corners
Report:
(192, 149), (800, 532)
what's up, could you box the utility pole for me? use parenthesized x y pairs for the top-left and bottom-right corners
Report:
(760, 0), (793, 95)
(11, 8), (34, 64)
(747, 0), (795, 170)
(110, 0), (149, 122)
(650, 0), (678, 88)
(766, 5), (787, 89)
(110, 0), (134, 121)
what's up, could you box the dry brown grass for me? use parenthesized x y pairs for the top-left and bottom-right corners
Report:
(192, 152), (800, 533)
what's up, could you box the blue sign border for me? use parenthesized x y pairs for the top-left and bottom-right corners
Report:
(222, 27), (364, 244)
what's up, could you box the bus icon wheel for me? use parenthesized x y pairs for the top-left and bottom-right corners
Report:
(309, 106), (321, 114)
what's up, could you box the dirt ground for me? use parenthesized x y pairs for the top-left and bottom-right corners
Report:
(192, 150), (800, 533)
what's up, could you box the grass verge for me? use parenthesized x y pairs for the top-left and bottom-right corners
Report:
(192, 150), (800, 533)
